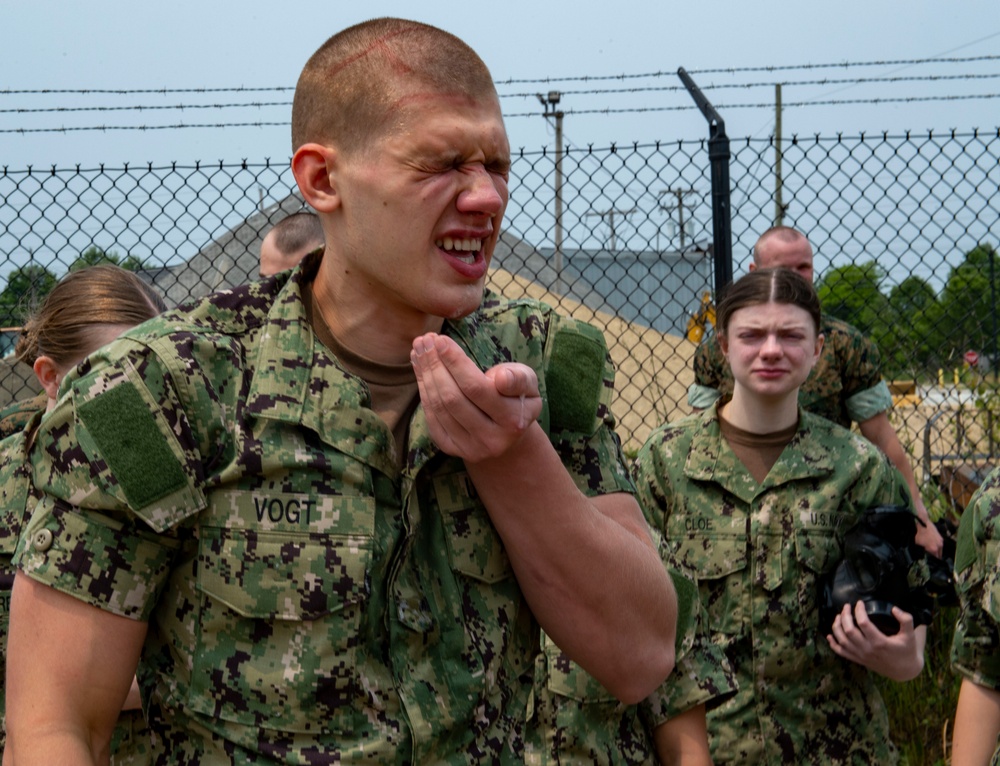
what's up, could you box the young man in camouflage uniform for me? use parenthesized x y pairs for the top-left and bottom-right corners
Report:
(687, 225), (943, 557)
(6, 19), (678, 764)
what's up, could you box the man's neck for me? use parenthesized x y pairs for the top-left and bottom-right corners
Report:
(719, 390), (798, 434)
(310, 258), (445, 366)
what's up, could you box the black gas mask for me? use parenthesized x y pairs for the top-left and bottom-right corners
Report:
(819, 505), (955, 636)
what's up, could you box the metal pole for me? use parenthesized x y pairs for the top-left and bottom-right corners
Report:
(554, 106), (564, 290)
(677, 67), (733, 299)
(774, 83), (784, 227)
(539, 91), (564, 292)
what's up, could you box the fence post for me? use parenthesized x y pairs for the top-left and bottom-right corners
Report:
(677, 68), (733, 299)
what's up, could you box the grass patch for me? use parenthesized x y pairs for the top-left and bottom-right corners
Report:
(876, 604), (961, 765)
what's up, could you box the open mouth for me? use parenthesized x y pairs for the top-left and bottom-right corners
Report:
(436, 237), (482, 263)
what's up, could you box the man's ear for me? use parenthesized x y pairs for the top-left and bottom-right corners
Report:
(291, 143), (339, 213)
(32, 355), (63, 401)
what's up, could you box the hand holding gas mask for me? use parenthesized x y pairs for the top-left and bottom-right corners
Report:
(819, 505), (955, 637)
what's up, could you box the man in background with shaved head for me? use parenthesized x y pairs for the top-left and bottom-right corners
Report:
(7, 18), (678, 764)
(259, 211), (324, 277)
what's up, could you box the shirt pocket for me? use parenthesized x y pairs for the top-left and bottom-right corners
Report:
(435, 470), (514, 584)
(541, 639), (616, 704)
(188, 495), (373, 735)
(982, 540), (1000, 624)
(794, 517), (846, 617)
(671, 526), (749, 639)
(433, 470), (531, 688)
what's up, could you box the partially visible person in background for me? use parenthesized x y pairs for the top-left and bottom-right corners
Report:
(0, 391), (45, 441)
(643, 267), (926, 764)
(0, 264), (166, 764)
(258, 210), (324, 277)
(950, 466), (1000, 766)
(688, 226), (943, 558)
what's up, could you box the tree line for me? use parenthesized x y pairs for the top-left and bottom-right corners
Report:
(817, 243), (1000, 379)
(0, 247), (148, 329)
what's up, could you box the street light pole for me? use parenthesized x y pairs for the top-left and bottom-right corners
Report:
(538, 91), (564, 291)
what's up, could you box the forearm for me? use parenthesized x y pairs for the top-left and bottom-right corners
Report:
(858, 414), (925, 521)
(953, 678), (1000, 766)
(467, 424), (677, 703)
(652, 705), (713, 766)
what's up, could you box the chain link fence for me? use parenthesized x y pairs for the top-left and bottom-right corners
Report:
(2, 128), (999, 508)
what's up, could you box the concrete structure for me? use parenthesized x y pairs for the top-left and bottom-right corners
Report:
(494, 242), (714, 337)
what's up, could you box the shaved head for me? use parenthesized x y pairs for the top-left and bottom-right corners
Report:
(292, 18), (499, 155)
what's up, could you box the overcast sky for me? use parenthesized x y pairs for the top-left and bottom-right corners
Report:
(3, 0), (999, 169)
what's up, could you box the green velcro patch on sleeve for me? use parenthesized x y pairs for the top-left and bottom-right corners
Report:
(77, 383), (188, 511)
(667, 567), (697, 655)
(954, 504), (979, 574)
(547, 321), (604, 434)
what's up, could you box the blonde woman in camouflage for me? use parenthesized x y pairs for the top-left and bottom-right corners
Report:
(0, 263), (165, 764)
(633, 268), (926, 764)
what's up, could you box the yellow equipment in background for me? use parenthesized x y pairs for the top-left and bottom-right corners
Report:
(686, 292), (715, 344)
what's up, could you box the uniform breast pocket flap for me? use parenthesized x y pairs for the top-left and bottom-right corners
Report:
(197, 527), (371, 620)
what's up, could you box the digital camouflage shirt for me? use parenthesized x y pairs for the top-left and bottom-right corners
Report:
(688, 315), (891, 428)
(0, 392), (45, 441)
(0, 412), (151, 765)
(525, 548), (737, 766)
(951, 465), (1000, 766)
(15, 257), (635, 765)
(633, 403), (910, 765)
(0, 424), (34, 757)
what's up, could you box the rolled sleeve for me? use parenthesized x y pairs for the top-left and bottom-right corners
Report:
(846, 380), (893, 424)
(15, 496), (180, 621)
(687, 382), (722, 410)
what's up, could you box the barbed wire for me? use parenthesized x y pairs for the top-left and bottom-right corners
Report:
(5, 92), (996, 133)
(2, 54), (998, 97)
(501, 72), (1000, 99)
(3, 73), (998, 117)
(0, 101), (290, 116)
(494, 55), (1000, 84)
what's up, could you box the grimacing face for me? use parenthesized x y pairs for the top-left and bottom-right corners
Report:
(720, 301), (823, 402)
(323, 90), (510, 324)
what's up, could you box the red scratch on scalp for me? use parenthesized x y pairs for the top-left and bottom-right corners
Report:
(326, 28), (416, 79)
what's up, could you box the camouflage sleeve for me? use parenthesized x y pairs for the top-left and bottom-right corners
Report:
(0, 427), (34, 734)
(692, 334), (723, 387)
(640, 546), (737, 727)
(952, 468), (1000, 690)
(0, 392), (45, 441)
(13, 334), (225, 620)
(834, 325), (887, 418)
(543, 314), (635, 497)
(631, 424), (676, 535)
(844, 380), (894, 424)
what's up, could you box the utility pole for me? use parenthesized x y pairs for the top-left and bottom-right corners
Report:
(538, 91), (564, 291)
(774, 83), (785, 226)
(658, 188), (696, 250)
(587, 207), (636, 251)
